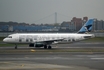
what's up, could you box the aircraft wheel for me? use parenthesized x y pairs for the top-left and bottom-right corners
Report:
(48, 46), (52, 49)
(15, 44), (17, 49)
(15, 46), (17, 49)
(44, 45), (47, 49)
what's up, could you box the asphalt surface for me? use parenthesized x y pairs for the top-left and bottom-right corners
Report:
(0, 52), (104, 70)
(0, 42), (104, 70)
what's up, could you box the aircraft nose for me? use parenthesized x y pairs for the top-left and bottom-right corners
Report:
(3, 38), (7, 42)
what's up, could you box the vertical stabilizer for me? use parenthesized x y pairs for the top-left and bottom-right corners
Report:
(78, 19), (94, 33)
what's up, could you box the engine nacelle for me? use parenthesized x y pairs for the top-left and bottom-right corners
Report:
(35, 43), (44, 47)
(29, 43), (34, 47)
(29, 43), (44, 47)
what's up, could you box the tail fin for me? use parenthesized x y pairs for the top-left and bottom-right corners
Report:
(78, 19), (94, 33)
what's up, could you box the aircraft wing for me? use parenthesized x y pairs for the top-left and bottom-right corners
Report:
(44, 38), (64, 42)
(36, 38), (65, 44)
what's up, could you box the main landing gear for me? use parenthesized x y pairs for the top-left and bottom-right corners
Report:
(44, 45), (52, 49)
(15, 44), (17, 49)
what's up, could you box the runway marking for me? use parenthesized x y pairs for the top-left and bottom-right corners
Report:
(30, 49), (36, 52)
(91, 58), (104, 60)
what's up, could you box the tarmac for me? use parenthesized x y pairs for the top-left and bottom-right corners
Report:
(0, 42), (104, 70)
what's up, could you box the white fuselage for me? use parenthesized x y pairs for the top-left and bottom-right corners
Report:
(3, 33), (94, 44)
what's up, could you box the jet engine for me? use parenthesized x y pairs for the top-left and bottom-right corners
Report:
(29, 43), (44, 47)
(35, 43), (44, 47)
(29, 43), (34, 47)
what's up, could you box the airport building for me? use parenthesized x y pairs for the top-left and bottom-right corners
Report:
(93, 19), (104, 32)
(0, 17), (104, 32)
(59, 17), (88, 32)
(0, 22), (58, 32)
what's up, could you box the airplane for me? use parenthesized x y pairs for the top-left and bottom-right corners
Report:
(3, 19), (95, 49)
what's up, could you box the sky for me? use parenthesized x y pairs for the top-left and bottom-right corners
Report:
(0, 0), (104, 24)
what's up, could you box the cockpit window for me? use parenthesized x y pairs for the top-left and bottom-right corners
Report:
(7, 36), (12, 38)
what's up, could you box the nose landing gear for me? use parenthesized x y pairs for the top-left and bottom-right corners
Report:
(15, 44), (17, 49)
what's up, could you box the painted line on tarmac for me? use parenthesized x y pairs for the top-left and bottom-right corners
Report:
(30, 49), (36, 52)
